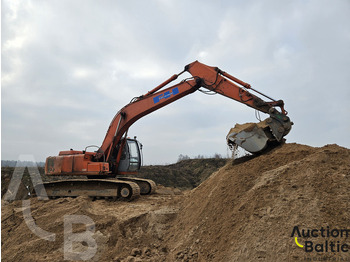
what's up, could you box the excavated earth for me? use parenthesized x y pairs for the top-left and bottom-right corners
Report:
(1, 143), (350, 261)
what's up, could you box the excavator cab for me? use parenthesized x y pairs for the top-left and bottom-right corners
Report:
(117, 138), (142, 173)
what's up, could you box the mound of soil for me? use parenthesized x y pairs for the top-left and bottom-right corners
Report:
(168, 143), (350, 261)
(2, 190), (183, 262)
(1, 143), (349, 262)
(1, 167), (30, 200)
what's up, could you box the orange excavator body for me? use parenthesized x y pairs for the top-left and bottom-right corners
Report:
(40, 61), (292, 200)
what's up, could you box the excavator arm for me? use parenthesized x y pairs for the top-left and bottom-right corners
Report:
(98, 60), (292, 165)
(186, 61), (287, 114)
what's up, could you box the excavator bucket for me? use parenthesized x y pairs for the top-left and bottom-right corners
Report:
(227, 109), (292, 154)
(227, 120), (270, 153)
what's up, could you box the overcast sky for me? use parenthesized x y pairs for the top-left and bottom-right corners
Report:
(2, 0), (350, 165)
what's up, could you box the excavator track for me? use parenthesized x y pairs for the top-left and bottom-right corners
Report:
(35, 179), (141, 201)
(117, 177), (157, 195)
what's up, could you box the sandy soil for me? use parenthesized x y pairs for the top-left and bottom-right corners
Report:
(2, 143), (350, 261)
(168, 143), (350, 261)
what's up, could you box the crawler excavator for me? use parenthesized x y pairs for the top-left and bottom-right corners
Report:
(36, 61), (292, 200)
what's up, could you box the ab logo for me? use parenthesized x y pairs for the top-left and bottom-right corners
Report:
(291, 225), (349, 253)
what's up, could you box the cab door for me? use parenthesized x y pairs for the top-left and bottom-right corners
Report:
(117, 139), (141, 173)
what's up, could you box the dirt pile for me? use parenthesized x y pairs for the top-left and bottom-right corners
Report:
(2, 190), (183, 262)
(1, 143), (349, 262)
(1, 167), (34, 200)
(168, 143), (350, 261)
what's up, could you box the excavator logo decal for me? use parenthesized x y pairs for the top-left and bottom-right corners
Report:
(153, 87), (179, 104)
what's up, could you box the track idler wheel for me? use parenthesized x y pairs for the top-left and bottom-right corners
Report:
(120, 185), (132, 199)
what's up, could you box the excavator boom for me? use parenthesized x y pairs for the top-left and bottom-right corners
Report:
(99, 60), (292, 160)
